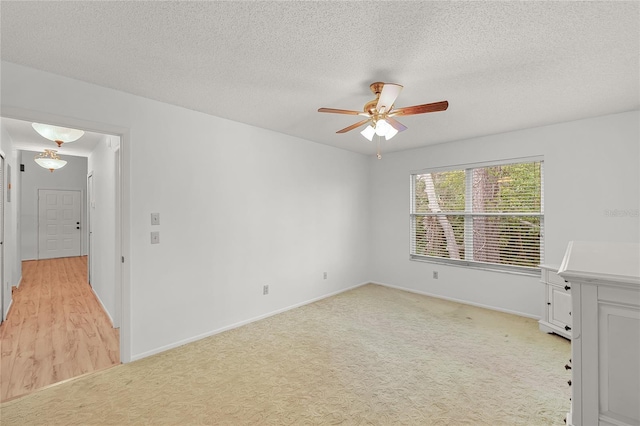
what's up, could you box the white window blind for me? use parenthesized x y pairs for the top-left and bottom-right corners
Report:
(410, 160), (543, 273)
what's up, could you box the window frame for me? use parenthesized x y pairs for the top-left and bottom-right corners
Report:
(409, 157), (544, 276)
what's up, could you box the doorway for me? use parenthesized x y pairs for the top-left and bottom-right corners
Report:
(0, 112), (129, 400)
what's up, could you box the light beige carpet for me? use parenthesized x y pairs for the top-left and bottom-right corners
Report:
(0, 284), (570, 425)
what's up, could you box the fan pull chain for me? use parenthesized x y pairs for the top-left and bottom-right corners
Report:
(376, 135), (382, 160)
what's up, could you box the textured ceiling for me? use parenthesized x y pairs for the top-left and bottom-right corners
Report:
(1, 1), (638, 156)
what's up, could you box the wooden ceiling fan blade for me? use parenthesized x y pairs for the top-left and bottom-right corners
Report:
(387, 117), (407, 132)
(376, 83), (403, 113)
(336, 119), (371, 133)
(318, 107), (369, 116)
(391, 100), (449, 116)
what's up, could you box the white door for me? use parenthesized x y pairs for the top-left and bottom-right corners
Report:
(0, 156), (4, 321)
(38, 189), (82, 259)
(113, 147), (121, 327)
(88, 174), (94, 284)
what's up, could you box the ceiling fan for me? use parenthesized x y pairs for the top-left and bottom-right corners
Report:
(318, 82), (448, 155)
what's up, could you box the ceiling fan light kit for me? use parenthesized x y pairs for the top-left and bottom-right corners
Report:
(360, 120), (399, 142)
(31, 123), (85, 171)
(319, 82), (448, 158)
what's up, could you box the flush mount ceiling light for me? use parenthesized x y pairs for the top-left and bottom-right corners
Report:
(34, 149), (67, 172)
(32, 123), (84, 147)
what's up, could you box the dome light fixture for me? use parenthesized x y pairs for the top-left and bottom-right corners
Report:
(34, 149), (67, 172)
(32, 123), (84, 147)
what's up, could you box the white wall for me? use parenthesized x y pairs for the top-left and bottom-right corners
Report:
(87, 135), (119, 325)
(369, 110), (640, 318)
(1, 61), (371, 360)
(0, 124), (22, 318)
(19, 150), (88, 260)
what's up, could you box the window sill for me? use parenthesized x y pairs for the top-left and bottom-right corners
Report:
(409, 255), (540, 278)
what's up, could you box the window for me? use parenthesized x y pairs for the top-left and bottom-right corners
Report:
(410, 159), (543, 274)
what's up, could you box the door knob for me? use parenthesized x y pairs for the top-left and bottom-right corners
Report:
(76, 226), (80, 229)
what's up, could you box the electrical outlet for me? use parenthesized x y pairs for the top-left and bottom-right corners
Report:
(263, 285), (269, 295)
(433, 271), (439, 279)
(323, 272), (327, 279)
(151, 231), (160, 244)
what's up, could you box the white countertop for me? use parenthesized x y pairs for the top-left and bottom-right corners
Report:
(558, 241), (640, 287)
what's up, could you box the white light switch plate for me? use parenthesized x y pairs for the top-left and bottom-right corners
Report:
(151, 213), (160, 225)
(151, 231), (160, 244)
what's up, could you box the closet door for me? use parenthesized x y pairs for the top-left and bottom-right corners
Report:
(38, 189), (81, 259)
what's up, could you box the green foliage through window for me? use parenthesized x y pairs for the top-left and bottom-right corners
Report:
(411, 161), (543, 271)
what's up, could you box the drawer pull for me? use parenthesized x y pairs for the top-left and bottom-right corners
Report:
(568, 379), (572, 386)
(564, 285), (571, 291)
(565, 364), (571, 370)
(565, 325), (571, 331)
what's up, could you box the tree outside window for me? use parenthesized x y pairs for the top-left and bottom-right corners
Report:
(411, 160), (543, 272)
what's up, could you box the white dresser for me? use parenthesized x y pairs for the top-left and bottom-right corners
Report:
(539, 264), (572, 339)
(558, 241), (640, 426)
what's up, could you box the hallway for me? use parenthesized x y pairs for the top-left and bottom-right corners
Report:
(0, 256), (119, 402)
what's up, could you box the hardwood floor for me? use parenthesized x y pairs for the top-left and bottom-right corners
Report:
(0, 256), (120, 402)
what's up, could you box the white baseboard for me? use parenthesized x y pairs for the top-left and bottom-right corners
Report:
(91, 286), (115, 328)
(370, 281), (539, 320)
(3, 276), (22, 321)
(131, 281), (369, 362)
(4, 299), (13, 321)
